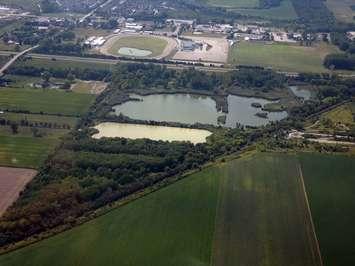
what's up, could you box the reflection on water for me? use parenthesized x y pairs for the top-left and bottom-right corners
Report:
(113, 93), (288, 127)
(92, 122), (212, 144)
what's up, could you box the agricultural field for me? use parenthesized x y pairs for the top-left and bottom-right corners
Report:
(0, 88), (94, 116)
(230, 0), (298, 20)
(229, 41), (339, 73)
(212, 154), (320, 266)
(0, 167), (37, 216)
(300, 153), (355, 266)
(0, 135), (59, 168)
(0, 113), (77, 127)
(205, 0), (259, 8)
(0, 153), (322, 266)
(308, 102), (355, 132)
(101, 35), (175, 59)
(325, 0), (355, 23)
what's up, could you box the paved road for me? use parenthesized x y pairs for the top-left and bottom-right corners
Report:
(0, 46), (39, 76)
(0, 51), (231, 73)
(79, 0), (113, 23)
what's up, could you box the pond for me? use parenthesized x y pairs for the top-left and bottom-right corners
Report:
(118, 47), (152, 57)
(113, 93), (287, 127)
(92, 122), (212, 144)
(289, 86), (311, 101)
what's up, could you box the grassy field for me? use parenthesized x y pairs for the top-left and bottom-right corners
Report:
(0, 153), (321, 266)
(0, 135), (58, 168)
(321, 103), (354, 126)
(229, 41), (339, 73)
(300, 153), (355, 266)
(107, 36), (168, 57)
(325, 0), (355, 23)
(212, 153), (320, 266)
(205, 0), (259, 8)
(230, 0), (298, 20)
(0, 112), (77, 127)
(0, 88), (94, 116)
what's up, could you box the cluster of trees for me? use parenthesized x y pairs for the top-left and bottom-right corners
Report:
(111, 63), (286, 93)
(259, 0), (281, 9)
(0, 118), (71, 130)
(41, 0), (61, 13)
(324, 32), (355, 70)
(290, 74), (355, 119)
(324, 54), (355, 70)
(7, 65), (111, 81)
(290, 0), (335, 31)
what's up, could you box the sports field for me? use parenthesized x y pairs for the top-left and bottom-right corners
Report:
(229, 42), (339, 72)
(0, 88), (94, 116)
(230, 0), (298, 20)
(102, 35), (171, 58)
(0, 153), (322, 266)
(206, 0), (258, 8)
(300, 153), (355, 266)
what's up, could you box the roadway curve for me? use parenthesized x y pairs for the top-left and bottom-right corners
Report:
(0, 46), (39, 76)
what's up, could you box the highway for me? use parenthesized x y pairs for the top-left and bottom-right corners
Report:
(0, 46), (39, 76)
(0, 51), (232, 73)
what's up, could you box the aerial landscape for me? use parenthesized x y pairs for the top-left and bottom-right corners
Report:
(0, 0), (354, 265)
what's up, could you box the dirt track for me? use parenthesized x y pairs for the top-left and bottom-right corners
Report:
(0, 167), (37, 216)
(100, 34), (178, 59)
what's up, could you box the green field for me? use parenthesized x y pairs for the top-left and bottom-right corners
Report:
(230, 0), (298, 20)
(0, 135), (58, 168)
(300, 153), (355, 266)
(0, 112), (77, 127)
(212, 154), (319, 266)
(0, 88), (94, 116)
(325, 0), (355, 23)
(0, 153), (322, 266)
(206, 0), (259, 8)
(229, 42), (339, 72)
(106, 36), (168, 57)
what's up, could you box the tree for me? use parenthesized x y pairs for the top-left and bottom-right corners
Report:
(10, 122), (18, 134)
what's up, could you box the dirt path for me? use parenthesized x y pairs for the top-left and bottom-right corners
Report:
(0, 167), (37, 216)
(297, 165), (324, 266)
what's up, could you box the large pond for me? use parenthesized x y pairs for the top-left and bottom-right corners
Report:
(118, 47), (152, 57)
(289, 86), (311, 101)
(92, 122), (212, 144)
(113, 94), (288, 127)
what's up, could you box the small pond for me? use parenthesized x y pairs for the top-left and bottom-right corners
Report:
(92, 122), (212, 144)
(113, 93), (287, 127)
(118, 47), (152, 57)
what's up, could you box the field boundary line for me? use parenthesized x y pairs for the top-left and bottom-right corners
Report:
(298, 164), (324, 266)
